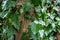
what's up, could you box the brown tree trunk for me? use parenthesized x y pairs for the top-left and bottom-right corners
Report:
(15, 12), (31, 40)
(55, 32), (60, 40)
(15, 0), (34, 40)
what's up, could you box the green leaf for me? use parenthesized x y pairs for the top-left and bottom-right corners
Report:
(6, 1), (16, 8)
(0, 9), (11, 19)
(9, 14), (20, 31)
(36, 24), (42, 31)
(31, 0), (41, 6)
(24, 2), (33, 11)
(0, 6), (2, 12)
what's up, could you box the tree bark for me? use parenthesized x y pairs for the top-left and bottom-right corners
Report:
(55, 32), (60, 40)
(15, 0), (34, 40)
(15, 12), (31, 40)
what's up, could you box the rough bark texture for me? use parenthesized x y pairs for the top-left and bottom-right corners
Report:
(55, 32), (60, 40)
(15, 12), (31, 40)
(15, 0), (34, 40)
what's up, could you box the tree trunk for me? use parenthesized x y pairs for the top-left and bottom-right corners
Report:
(55, 32), (60, 40)
(15, 12), (31, 40)
(15, 0), (34, 40)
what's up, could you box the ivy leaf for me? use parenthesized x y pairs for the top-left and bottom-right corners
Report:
(49, 36), (56, 40)
(24, 2), (33, 11)
(51, 23), (55, 29)
(0, 9), (11, 19)
(39, 29), (44, 38)
(42, 0), (46, 6)
(6, 1), (16, 8)
(58, 22), (60, 26)
(30, 22), (36, 35)
(9, 14), (20, 31)
(36, 24), (42, 31)
(55, 17), (60, 21)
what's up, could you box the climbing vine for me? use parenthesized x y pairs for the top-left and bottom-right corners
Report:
(0, 0), (60, 40)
